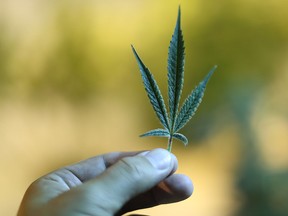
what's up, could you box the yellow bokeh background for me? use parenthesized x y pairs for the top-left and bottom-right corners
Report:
(0, 0), (288, 215)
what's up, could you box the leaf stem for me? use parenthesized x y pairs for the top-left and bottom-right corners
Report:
(167, 136), (173, 152)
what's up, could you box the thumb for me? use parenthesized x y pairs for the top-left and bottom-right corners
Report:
(81, 148), (177, 214)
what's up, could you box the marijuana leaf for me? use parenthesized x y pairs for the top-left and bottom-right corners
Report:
(140, 129), (170, 138)
(174, 66), (217, 133)
(168, 7), (185, 132)
(132, 7), (216, 152)
(131, 46), (170, 130)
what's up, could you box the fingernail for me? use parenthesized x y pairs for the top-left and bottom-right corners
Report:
(141, 148), (172, 170)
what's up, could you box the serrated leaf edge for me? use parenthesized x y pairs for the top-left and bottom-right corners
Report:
(172, 133), (188, 146)
(140, 128), (170, 138)
(174, 66), (217, 132)
(132, 46), (170, 130)
(168, 7), (185, 132)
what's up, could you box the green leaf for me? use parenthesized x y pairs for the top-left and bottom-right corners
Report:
(132, 7), (216, 152)
(174, 66), (217, 132)
(132, 45), (170, 130)
(172, 133), (188, 146)
(140, 128), (170, 138)
(168, 7), (185, 131)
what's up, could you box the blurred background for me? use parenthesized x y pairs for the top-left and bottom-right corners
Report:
(0, 0), (288, 215)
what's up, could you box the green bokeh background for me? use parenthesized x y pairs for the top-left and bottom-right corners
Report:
(1, 0), (288, 215)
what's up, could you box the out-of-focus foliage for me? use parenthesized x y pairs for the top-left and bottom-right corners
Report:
(232, 86), (288, 216)
(0, 23), (13, 97)
(180, 0), (288, 142)
(29, 7), (101, 102)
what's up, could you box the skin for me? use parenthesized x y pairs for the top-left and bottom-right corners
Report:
(18, 148), (193, 216)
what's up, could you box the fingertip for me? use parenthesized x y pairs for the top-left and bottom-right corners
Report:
(166, 174), (194, 198)
(157, 174), (193, 204)
(139, 148), (178, 173)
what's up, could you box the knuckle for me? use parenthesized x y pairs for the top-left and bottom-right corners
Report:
(118, 157), (146, 182)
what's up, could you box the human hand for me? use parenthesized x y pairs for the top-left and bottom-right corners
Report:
(18, 148), (193, 216)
